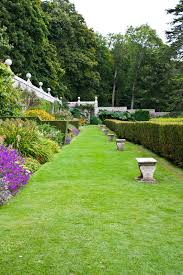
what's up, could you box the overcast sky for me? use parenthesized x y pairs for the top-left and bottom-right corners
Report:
(70, 0), (177, 41)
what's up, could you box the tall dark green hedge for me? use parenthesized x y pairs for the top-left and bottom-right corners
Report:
(105, 119), (183, 167)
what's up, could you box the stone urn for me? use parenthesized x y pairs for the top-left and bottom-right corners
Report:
(107, 133), (115, 141)
(116, 139), (126, 151)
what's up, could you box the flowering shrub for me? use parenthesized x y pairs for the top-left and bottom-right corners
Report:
(65, 124), (80, 144)
(0, 119), (60, 164)
(68, 124), (80, 137)
(24, 157), (41, 173)
(24, 109), (55, 121)
(38, 123), (64, 145)
(0, 145), (31, 193)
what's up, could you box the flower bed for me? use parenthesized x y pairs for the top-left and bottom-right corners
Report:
(0, 145), (31, 205)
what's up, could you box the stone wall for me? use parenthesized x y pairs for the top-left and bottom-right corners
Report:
(98, 107), (128, 112)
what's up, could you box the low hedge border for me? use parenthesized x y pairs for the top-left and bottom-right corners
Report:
(105, 119), (183, 167)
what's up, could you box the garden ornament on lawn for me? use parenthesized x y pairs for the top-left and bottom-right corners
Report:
(116, 139), (126, 151)
(136, 158), (157, 183)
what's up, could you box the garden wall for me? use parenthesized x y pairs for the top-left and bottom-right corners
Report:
(105, 119), (183, 167)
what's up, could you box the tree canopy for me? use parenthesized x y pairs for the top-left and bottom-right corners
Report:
(0, 0), (182, 111)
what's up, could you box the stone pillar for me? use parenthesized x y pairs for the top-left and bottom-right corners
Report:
(59, 97), (63, 113)
(94, 96), (99, 116)
(50, 102), (55, 114)
(78, 97), (81, 106)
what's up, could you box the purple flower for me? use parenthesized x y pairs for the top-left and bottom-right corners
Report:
(71, 127), (79, 136)
(65, 137), (72, 144)
(0, 146), (31, 193)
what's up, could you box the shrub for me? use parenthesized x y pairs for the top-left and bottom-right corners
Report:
(38, 123), (64, 145)
(24, 109), (55, 121)
(55, 109), (73, 120)
(68, 124), (80, 137)
(90, 116), (101, 125)
(29, 138), (60, 164)
(105, 119), (183, 167)
(24, 157), (41, 173)
(79, 118), (87, 126)
(65, 124), (80, 144)
(0, 63), (22, 116)
(134, 110), (150, 121)
(70, 108), (83, 118)
(0, 119), (60, 164)
(99, 110), (133, 121)
(0, 119), (40, 155)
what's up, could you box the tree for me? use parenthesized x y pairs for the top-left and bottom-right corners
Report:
(167, 0), (183, 59)
(0, 27), (12, 60)
(109, 25), (172, 110)
(0, 0), (64, 96)
(94, 33), (113, 106)
(42, 0), (100, 100)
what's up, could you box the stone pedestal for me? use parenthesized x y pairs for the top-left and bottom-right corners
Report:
(136, 158), (157, 183)
(107, 134), (115, 141)
(103, 129), (109, 135)
(116, 139), (126, 151)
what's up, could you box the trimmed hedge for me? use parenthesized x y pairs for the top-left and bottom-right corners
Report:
(105, 119), (183, 167)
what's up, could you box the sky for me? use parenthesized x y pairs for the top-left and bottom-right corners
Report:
(70, 0), (178, 41)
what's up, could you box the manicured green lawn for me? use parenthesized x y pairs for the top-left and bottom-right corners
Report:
(0, 126), (183, 274)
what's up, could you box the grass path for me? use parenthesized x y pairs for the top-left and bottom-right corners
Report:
(0, 126), (183, 274)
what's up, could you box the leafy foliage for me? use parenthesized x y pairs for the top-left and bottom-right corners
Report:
(99, 110), (133, 121)
(0, 63), (22, 116)
(90, 116), (101, 125)
(0, 119), (60, 164)
(167, 0), (183, 59)
(0, 0), (182, 111)
(38, 123), (64, 145)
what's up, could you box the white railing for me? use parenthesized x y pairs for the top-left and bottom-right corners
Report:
(4, 59), (62, 105)
(13, 75), (61, 104)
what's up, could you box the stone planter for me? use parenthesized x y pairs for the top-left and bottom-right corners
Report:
(136, 158), (157, 183)
(107, 133), (115, 141)
(116, 139), (126, 151)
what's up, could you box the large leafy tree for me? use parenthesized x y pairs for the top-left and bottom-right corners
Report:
(167, 0), (183, 59)
(94, 34), (113, 106)
(110, 25), (174, 110)
(0, 0), (64, 96)
(42, 0), (100, 100)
